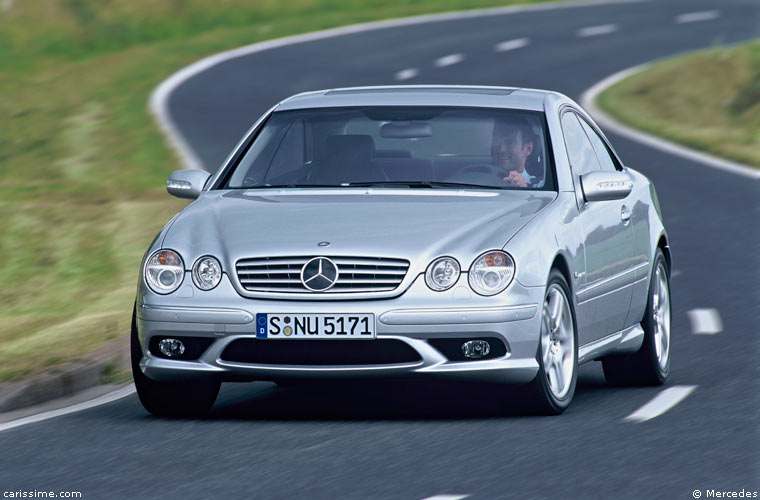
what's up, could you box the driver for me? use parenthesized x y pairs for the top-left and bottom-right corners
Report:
(491, 117), (538, 188)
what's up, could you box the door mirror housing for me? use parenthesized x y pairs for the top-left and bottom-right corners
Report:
(580, 171), (633, 202)
(166, 169), (211, 199)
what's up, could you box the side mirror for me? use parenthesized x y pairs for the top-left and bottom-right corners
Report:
(580, 171), (633, 202)
(166, 169), (211, 199)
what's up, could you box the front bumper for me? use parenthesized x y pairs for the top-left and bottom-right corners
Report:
(135, 273), (544, 384)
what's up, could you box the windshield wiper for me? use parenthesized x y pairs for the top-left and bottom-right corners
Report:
(346, 181), (500, 189)
(245, 184), (342, 189)
(242, 181), (502, 189)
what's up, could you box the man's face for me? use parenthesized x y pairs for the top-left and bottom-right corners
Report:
(492, 127), (533, 173)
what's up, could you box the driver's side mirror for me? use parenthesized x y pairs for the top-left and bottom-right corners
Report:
(166, 169), (211, 199)
(580, 171), (633, 202)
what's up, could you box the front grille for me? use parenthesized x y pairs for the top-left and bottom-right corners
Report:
(235, 256), (410, 293)
(221, 339), (422, 365)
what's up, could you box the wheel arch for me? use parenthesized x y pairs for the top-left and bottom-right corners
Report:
(549, 252), (574, 295)
(657, 233), (672, 275)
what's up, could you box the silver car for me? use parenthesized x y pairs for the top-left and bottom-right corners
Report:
(132, 85), (672, 416)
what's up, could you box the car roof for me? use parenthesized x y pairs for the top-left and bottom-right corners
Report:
(276, 85), (556, 112)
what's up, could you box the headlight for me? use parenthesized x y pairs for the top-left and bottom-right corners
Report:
(144, 249), (185, 294)
(192, 256), (222, 291)
(468, 251), (515, 296)
(425, 256), (461, 291)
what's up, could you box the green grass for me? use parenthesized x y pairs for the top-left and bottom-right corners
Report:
(0, 0), (564, 382)
(598, 40), (760, 168)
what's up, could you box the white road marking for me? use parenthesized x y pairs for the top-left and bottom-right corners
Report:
(0, 384), (135, 433)
(581, 64), (760, 179)
(434, 53), (465, 67)
(494, 37), (530, 52)
(421, 496), (470, 500)
(577, 24), (618, 37)
(151, 0), (646, 171)
(395, 68), (420, 81)
(675, 10), (719, 24)
(687, 308), (723, 335)
(624, 385), (697, 423)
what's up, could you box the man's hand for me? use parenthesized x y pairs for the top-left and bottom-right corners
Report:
(504, 170), (527, 187)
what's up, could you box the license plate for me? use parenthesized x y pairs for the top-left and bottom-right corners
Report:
(255, 313), (375, 339)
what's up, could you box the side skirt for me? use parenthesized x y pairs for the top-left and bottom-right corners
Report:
(578, 324), (644, 364)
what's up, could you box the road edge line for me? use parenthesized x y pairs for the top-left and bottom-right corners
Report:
(0, 384), (136, 433)
(149, 0), (646, 171)
(580, 63), (760, 180)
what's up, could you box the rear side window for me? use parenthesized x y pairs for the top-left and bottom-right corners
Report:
(560, 112), (600, 176)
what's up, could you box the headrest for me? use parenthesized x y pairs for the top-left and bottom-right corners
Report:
(374, 149), (413, 158)
(326, 135), (375, 163)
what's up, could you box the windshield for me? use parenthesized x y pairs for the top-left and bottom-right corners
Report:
(221, 106), (555, 190)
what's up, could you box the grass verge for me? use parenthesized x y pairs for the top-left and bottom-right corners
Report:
(0, 0), (564, 382)
(598, 40), (760, 168)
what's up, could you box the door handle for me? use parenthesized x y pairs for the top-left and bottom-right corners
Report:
(621, 205), (631, 224)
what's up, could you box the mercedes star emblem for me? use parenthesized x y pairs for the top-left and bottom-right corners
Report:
(300, 257), (339, 292)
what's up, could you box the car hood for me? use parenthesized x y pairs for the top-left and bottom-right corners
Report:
(164, 188), (556, 269)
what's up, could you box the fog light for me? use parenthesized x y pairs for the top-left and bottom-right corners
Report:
(462, 340), (490, 359)
(158, 338), (185, 358)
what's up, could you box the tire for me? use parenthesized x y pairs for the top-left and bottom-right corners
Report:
(602, 249), (671, 386)
(525, 269), (578, 415)
(131, 307), (220, 417)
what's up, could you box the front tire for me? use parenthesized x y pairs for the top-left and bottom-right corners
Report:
(526, 270), (578, 415)
(131, 307), (220, 417)
(602, 249), (671, 386)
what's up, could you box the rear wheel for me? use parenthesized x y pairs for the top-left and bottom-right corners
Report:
(602, 249), (670, 386)
(526, 270), (578, 415)
(131, 307), (220, 417)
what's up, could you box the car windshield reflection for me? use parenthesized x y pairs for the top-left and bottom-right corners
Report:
(219, 106), (555, 191)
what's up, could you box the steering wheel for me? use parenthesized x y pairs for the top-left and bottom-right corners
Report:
(459, 164), (504, 177)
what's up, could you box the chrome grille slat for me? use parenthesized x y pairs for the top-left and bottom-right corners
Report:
(235, 255), (410, 294)
(332, 258), (409, 267)
(240, 278), (301, 284)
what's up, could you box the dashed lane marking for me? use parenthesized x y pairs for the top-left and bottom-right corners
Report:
(395, 68), (420, 81)
(434, 53), (465, 67)
(421, 496), (470, 500)
(494, 37), (530, 52)
(687, 308), (723, 335)
(624, 386), (697, 423)
(675, 10), (719, 24)
(577, 24), (618, 37)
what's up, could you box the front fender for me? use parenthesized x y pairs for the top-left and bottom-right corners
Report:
(504, 191), (584, 289)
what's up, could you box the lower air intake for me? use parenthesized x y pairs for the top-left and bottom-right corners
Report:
(220, 339), (421, 365)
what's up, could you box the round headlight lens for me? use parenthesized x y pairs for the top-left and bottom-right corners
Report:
(192, 256), (222, 291)
(144, 249), (184, 294)
(425, 256), (461, 291)
(468, 251), (515, 296)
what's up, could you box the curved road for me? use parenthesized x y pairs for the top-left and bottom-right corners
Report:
(2, 0), (758, 499)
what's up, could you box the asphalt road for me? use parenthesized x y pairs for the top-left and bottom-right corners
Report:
(1, 1), (758, 499)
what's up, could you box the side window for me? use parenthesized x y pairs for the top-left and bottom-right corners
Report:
(580, 118), (619, 172)
(560, 112), (600, 176)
